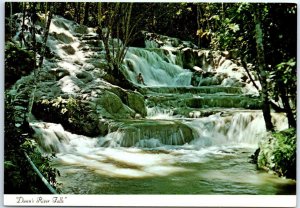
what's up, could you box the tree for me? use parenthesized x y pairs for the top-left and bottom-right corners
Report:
(38, 3), (53, 68)
(97, 3), (137, 77)
(253, 5), (274, 131)
(206, 3), (296, 131)
(83, 2), (90, 25)
(4, 2), (60, 193)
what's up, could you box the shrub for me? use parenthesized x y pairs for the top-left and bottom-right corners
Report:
(4, 92), (61, 193)
(256, 128), (296, 179)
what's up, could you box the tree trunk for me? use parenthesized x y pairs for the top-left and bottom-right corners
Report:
(253, 7), (274, 132)
(83, 3), (90, 25)
(241, 56), (260, 91)
(278, 81), (296, 128)
(30, 3), (37, 75)
(38, 3), (53, 68)
(19, 3), (26, 47)
(75, 3), (81, 24)
(196, 4), (201, 47)
(10, 2), (13, 39)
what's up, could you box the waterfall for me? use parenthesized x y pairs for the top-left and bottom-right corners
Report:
(185, 112), (288, 148)
(186, 112), (265, 147)
(146, 107), (175, 119)
(30, 122), (70, 153)
(30, 111), (288, 153)
(123, 47), (192, 86)
(97, 120), (194, 148)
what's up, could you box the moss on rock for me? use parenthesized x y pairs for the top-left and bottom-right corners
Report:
(126, 91), (147, 117)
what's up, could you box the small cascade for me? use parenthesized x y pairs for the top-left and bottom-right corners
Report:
(98, 120), (194, 148)
(30, 122), (70, 153)
(146, 107), (175, 119)
(123, 47), (192, 86)
(187, 112), (264, 147)
(186, 112), (288, 148)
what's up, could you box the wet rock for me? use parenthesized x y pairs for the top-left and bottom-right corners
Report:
(61, 45), (76, 55)
(52, 19), (69, 30)
(76, 71), (93, 83)
(74, 25), (88, 34)
(181, 47), (195, 69)
(135, 113), (142, 119)
(108, 120), (194, 147)
(95, 91), (134, 118)
(126, 91), (147, 117)
(192, 66), (203, 73)
(222, 51), (230, 59)
(50, 68), (70, 80)
(52, 32), (73, 44)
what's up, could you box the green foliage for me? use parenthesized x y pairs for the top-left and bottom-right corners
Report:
(257, 128), (296, 179)
(269, 58), (296, 99)
(272, 128), (296, 179)
(274, 58), (296, 85)
(35, 96), (100, 136)
(41, 96), (79, 123)
(4, 92), (60, 193)
(5, 41), (35, 88)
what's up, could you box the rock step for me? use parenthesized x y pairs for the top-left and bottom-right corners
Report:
(80, 35), (98, 41)
(81, 39), (102, 46)
(100, 119), (194, 147)
(142, 86), (242, 95)
(173, 107), (261, 118)
(147, 94), (261, 109)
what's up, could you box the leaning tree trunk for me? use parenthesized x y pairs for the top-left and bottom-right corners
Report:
(253, 7), (274, 132)
(38, 3), (53, 68)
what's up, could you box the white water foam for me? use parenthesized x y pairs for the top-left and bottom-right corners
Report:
(146, 107), (176, 119)
(29, 111), (288, 179)
(123, 47), (192, 86)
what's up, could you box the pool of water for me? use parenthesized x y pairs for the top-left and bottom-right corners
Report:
(54, 145), (296, 195)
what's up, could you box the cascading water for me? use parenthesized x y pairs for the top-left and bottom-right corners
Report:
(30, 110), (295, 194)
(123, 47), (192, 86)
(19, 15), (295, 195)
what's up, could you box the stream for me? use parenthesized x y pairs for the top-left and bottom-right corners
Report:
(24, 15), (295, 195)
(32, 110), (296, 195)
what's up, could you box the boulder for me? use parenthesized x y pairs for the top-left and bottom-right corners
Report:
(52, 32), (73, 44)
(52, 18), (69, 30)
(181, 47), (195, 69)
(61, 45), (76, 55)
(76, 71), (93, 83)
(95, 91), (134, 118)
(50, 68), (70, 80)
(126, 91), (147, 117)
